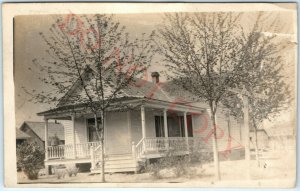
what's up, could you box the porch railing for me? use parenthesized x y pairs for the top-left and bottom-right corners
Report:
(90, 144), (103, 170)
(133, 137), (212, 160)
(134, 138), (144, 160)
(75, 142), (101, 158)
(47, 142), (101, 159)
(144, 137), (188, 152)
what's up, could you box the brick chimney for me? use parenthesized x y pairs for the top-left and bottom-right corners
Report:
(151, 72), (160, 83)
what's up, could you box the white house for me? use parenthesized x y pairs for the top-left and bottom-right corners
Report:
(37, 69), (245, 173)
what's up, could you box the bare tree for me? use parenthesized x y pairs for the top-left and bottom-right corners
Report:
(24, 14), (156, 182)
(222, 13), (292, 166)
(157, 12), (245, 180)
(158, 12), (293, 180)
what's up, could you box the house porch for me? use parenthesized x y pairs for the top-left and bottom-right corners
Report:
(42, 99), (208, 173)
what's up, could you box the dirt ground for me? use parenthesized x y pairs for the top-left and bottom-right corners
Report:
(17, 151), (296, 187)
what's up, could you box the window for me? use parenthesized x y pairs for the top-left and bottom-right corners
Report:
(155, 116), (165, 137)
(155, 115), (193, 137)
(170, 115), (193, 137)
(87, 118), (102, 142)
(165, 115), (183, 137)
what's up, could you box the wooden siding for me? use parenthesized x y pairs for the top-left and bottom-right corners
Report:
(60, 106), (245, 156)
(59, 120), (73, 146)
(191, 110), (245, 152)
(130, 110), (142, 144)
(59, 118), (87, 145)
(214, 110), (244, 152)
(75, 117), (88, 144)
(145, 109), (156, 137)
(105, 111), (131, 154)
(191, 113), (213, 150)
(130, 109), (157, 144)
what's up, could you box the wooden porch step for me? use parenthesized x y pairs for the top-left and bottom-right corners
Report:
(106, 153), (132, 156)
(104, 154), (133, 160)
(94, 155), (134, 161)
(91, 167), (138, 173)
(105, 159), (136, 165)
(90, 153), (138, 174)
(103, 162), (137, 169)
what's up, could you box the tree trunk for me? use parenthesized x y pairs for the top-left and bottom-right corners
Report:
(94, 112), (105, 182)
(210, 109), (221, 180)
(100, 111), (105, 182)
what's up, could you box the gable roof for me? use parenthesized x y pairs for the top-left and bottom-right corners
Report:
(56, 65), (197, 108)
(16, 128), (30, 140)
(20, 121), (65, 141)
(37, 65), (209, 118)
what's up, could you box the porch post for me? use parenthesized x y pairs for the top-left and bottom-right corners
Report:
(163, 109), (169, 150)
(44, 118), (49, 161)
(71, 115), (76, 159)
(44, 118), (49, 175)
(163, 109), (168, 138)
(184, 112), (189, 153)
(141, 105), (146, 149)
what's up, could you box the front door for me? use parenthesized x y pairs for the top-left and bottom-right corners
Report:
(87, 118), (102, 142)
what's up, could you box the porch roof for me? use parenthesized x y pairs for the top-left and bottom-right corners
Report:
(37, 97), (206, 119)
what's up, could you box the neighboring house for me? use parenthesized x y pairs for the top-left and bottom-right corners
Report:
(37, 68), (245, 174)
(249, 129), (269, 150)
(19, 121), (65, 150)
(16, 128), (31, 145)
(266, 124), (296, 151)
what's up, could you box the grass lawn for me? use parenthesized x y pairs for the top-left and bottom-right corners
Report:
(17, 150), (296, 188)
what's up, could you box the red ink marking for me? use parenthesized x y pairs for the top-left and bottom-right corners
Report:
(80, 27), (101, 52)
(57, 12), (244, 161)
(59, 13), (83, 36)
(221, 135), (244, 158)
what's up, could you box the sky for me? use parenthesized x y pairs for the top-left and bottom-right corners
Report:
(14, 7), (297, 128)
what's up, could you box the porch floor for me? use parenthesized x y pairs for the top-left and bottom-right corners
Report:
(45, 157), (92, 166)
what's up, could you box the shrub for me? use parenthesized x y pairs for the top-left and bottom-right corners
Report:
(188, 142), (213, 164)
(189, 150), (213, 164)
(55, 168), (66, 179)
(146, 148), (212, 179)
(17, 140), (45, 180)
(65, 164), (79, 177)
(146, 151), (192, 179)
